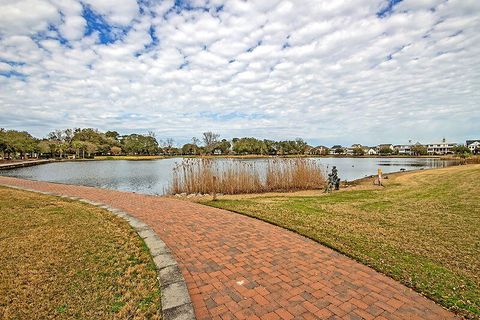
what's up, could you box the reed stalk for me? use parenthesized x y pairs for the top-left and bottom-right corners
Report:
(168, 158), (325, 195)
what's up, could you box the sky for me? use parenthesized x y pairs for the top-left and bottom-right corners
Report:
(0, 0), (479, 147)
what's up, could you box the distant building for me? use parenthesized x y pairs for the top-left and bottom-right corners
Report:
(376, 144), (395, 151)
(309, 146), (329, 155)
(466, 140), (480, 154)
(394, 144), (412, 155)
(330, 145), (345, 155)
(426, 138), (457, 155)
(365, 148), (377, 155)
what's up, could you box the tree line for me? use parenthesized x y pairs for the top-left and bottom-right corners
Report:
(0, 128), (312, 159)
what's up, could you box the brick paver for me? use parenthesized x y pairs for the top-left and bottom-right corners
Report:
(0, 177), (458, 320)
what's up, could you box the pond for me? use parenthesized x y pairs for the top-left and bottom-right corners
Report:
(0, 157), (456, 195)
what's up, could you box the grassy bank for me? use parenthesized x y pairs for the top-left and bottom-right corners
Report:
(203, 165), (480, 319)
(94, 155), (165, 160)
(0, 187), (161, 319)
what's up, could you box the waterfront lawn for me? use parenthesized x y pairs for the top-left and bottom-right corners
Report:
(94, 155), (165, 160)
(205, 165), (480, 318)
(0, 187), (161, 319)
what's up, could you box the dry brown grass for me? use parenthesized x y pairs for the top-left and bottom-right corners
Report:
(0, 187), (161, 320)
(466, 155), (480, 164)
(168, 158), (325, 194)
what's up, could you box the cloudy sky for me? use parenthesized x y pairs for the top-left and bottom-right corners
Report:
(0, 0), (479, 146)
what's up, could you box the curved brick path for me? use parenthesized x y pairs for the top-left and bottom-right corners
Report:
(0, 177), (457, 320)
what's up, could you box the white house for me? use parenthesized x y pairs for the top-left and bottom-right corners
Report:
(366, 148), (377, 155)
(395, 145), (412, 155)
(466, 140), (480, 154)
(426, 138), (457, 155)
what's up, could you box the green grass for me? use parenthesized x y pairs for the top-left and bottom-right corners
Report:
(0, 187), (161, 319)
(204, 165), (480, 319)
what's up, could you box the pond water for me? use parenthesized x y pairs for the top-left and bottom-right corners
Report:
(0, 157), (455, 195)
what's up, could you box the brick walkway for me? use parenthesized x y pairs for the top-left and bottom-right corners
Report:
(0, 177), (457, 320)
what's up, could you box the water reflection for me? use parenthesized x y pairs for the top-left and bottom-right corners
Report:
(1, 157), (456, 195)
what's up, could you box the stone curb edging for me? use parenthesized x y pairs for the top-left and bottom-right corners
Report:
(1, 184), (196, 320)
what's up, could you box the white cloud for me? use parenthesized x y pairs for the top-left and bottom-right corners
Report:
(0, 0), (60, 35)
(83, 0), (139, 25)
(0, 0), (479, 146)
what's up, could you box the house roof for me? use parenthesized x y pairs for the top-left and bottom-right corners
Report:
(466, 140), (480, 145)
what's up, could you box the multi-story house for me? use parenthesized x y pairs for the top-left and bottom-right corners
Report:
(466, 140), (480, 154)
(394, 144), (412, 155)
(426, 138), (457, 155)
(330, 145), (345, 155)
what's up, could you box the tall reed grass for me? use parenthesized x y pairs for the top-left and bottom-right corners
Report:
(168, 158), (326, 195)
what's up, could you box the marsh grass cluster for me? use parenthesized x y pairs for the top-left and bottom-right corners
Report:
(169, 158), (326, 195)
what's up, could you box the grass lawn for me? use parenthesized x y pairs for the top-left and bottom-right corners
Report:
(0, 187), (161, 319)
(94, 155), (165, 160)
(204, 164), (480, 319)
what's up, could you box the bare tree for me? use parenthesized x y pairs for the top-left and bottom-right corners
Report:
(191, 137), (200, 146)
(202, 132), (220, 147)
(165, 138), (174, 149)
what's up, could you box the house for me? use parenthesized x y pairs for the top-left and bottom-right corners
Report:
(309, 146), (329, 155)
(365, 147), (377, 155)
(330, 145), (345, 155)
(426, 138), (457, 155)
(466, 140), (480, 154)
(376, 144), (395, 151)
(345, 148), (354, 155)
(394, 144), (412, 155)
(346, 143), (366, 156)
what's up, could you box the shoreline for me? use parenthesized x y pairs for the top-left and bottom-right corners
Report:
(0, 159), (54, 170)
(0, 158), (462, 197)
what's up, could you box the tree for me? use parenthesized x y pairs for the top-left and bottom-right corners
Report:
(378, 147), (393, 155)
(294, 138), (308, 154)
(71, 140), (85, 158)
(232, 137), (265, 154)
(202, 132), (220, 149)
(353, 147), (365, 156)
(56, 143), (68, 158)
(37, 140), (51, 156)
(110, 146), (122, 155)
(162, 138), (175, 155)
(1, 130), (37, 159)
(122, 134), (159, 155)
(213, 139), (231, 155)
(191, 137), (200, 146)
(181, 143), (199, 155)
(105, 130), (120, 141)
(84, 142), (98, 157)
(452, 145), (471, 155)
(411, 144), (427, 156)
(0, 129), (7, 159)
